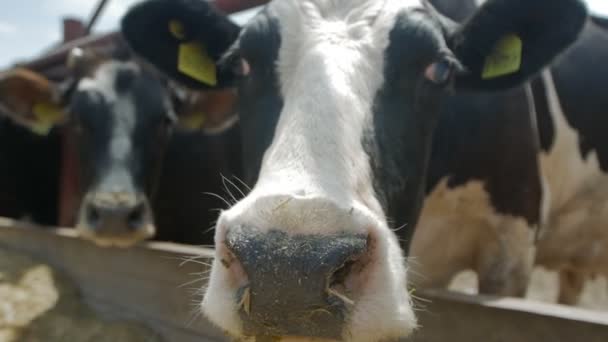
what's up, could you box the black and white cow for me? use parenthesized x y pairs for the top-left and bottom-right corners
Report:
(409, 0), (608, 306)
(122, 0), (586, 340)
(0, 47), (241, 247)
(407, 0), (546, 296)
(532, 16), (608, 305)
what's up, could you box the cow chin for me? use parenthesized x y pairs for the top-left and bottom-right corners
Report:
(75, 190), (156, 248)
(76, 223), (156, 248)
(201, 192), (417, 341)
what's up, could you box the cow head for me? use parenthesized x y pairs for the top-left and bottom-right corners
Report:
(122, 0), (587, 340)
(0, 46), (238, 247)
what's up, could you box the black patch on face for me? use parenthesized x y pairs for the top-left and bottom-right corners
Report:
(114, 67), (137, 94)
(363, 10), (449, 250)
(427, 86), (542, 226)
(530, 75), (554, 152)
(549, 22), (608, 172)
(234, 11), (283, 185)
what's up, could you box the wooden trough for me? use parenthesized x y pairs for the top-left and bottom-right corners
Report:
(1, 218), (607, 341)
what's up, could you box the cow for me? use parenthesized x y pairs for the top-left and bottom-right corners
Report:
(409, 0), (608, 306)
(532, 16), (608, 305)
(121, 0), (587, 340)
(0, 46), (241, 247)
(406, 0), (545, 296)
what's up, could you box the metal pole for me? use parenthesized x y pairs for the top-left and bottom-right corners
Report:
(86, 0), (111, 34)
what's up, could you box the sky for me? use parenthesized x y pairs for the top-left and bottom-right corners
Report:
(0, 0), (607, 68)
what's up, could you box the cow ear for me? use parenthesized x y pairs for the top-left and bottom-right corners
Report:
(448, 0), (587, 91)
(121, 0), (241, 90)
(0, 68), (68, 135)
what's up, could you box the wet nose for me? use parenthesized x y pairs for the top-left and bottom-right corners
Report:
(79, 192), (154, 245)
(224, 225), (369, 339)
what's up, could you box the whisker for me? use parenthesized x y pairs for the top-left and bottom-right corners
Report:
(202, 191), (231, 208)
(221, 175), (238, 204)
(179, 276), (209, 289)
(232, 174), (252, 192)
(222, 174), (246, 200)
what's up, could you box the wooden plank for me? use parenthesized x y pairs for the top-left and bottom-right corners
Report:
(0, 218), (226, 342)
(412, 290), (608, 342)
(1, 218), (608, 341)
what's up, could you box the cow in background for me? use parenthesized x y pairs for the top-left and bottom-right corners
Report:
(413, 0), (608, 306)
(407, 0), (544, 296)
(532, 15), (608, 305)
(0, 45), (241, 246)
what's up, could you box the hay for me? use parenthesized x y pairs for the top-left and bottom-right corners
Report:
(0, 247), (161, 342)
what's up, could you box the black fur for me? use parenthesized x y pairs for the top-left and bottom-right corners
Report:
(548, 20), (608, 171)
(530, 74), (554, 152)
(235, 11), (283, 185)
(0, 118), (60, 225)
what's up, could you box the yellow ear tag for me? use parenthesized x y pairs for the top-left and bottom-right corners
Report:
(31, 102), (66, 135)
(169, 19), (217, 86)
(482, 34), (522, 80)
(178, 42), (218, 86)
(180, 111), (207, 130)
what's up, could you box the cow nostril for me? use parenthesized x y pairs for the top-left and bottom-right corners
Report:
(86, 205), (100, 227)
(328, 259), (360, 307)
(330, 260), (356, 288)
(127, 203), (146, 230)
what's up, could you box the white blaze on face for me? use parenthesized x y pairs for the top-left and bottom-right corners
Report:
(77, 61), (138, 166)
(204, 1), (422, 340)
(242, 0), (422, 227)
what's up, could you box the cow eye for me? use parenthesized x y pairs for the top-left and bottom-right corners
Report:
(424, 58), (455, 86)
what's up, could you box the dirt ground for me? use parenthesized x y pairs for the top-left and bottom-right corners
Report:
(449, 268), (608, 311)
(0, 247), (161, 342)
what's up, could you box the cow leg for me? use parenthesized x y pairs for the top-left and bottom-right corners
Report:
(557, 269), (586, 305)
(476, 217), (536, 297)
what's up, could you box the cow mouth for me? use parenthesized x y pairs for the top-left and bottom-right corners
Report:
(75, 223), (155, 248)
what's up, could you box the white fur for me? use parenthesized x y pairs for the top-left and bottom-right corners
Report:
(410, 179), (536, 295)
(203, 0), (421, 340)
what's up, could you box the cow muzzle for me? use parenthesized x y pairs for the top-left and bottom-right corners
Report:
(219, 224), (369, 339)
(77, 191), (155, 247)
